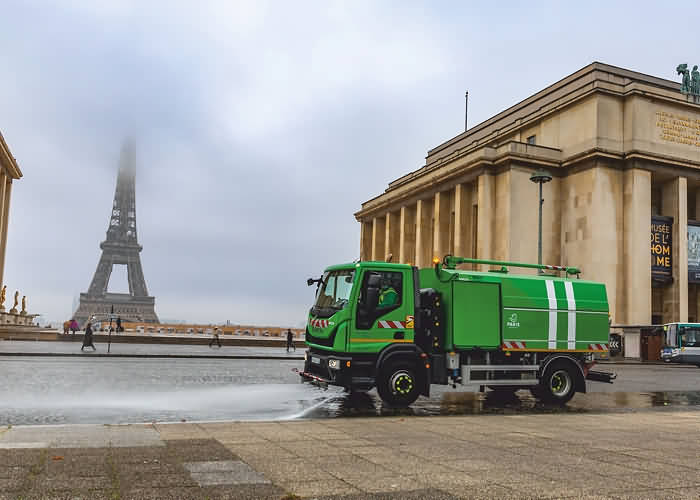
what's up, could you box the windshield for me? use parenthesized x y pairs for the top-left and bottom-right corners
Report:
(679, 327), (700, 347)
(314, 269), (355, 311)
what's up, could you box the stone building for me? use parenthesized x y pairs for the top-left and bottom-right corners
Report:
(0, 132), (22, 286)
(355, 62), (700, 331)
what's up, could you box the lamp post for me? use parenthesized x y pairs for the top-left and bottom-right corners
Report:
(108, 304), (114, 353)
(529, 169), (553, 272)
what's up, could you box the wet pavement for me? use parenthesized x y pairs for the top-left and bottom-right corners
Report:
(1, 351), (700, 425)
(0, 356), (322, 425)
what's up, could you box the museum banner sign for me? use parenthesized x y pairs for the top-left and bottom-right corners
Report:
(689, 221), (700, 283)
(651, 215), (673, 278)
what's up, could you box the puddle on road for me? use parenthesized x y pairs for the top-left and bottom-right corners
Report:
(302, 389), (700, 419)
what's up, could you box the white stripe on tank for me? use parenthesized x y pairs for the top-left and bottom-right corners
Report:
(564, 281), (576, 349)
(545, 280), (557, 349)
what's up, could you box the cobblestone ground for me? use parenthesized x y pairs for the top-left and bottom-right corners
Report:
(1, 409), (699, 499)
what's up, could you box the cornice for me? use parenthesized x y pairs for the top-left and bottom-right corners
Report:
(0, 132), (23, 179)
(356, 145), (700, 221)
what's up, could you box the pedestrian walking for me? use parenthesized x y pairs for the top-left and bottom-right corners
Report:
(63, 320), (70, 336)
(69, 319), (79, 336)
(116, 316), (122, 333)
(81, 322), (96, 351)
(286, 328), (295, 352)
(209, 328), (222, 348)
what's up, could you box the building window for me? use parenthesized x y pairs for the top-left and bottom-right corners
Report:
(527, 135), (536, 145)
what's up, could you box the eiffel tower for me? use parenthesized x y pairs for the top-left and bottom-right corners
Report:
(73, 142), (159, 326)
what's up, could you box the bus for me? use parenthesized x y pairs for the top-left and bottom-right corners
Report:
(661, 323), (700, 367)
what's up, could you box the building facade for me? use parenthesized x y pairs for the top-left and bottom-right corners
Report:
(0, 132), (22, 287)
(355, 62), (700, 329)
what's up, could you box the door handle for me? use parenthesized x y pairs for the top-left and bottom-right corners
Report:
(394, 331), (404, 340)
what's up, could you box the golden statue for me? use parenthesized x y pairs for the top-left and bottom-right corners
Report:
(20, 295), (26, 315)
(0, 285), (5, 311)
(10, 290), (18, 314)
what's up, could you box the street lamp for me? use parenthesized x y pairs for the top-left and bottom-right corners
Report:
(529, 169), (553, 272)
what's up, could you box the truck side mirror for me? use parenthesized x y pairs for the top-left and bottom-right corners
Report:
(364, 273), (381, 311)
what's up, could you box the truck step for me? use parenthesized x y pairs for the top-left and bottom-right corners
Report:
(351, 377), (375, 391)
(462, 365), (540, 370)
(461, 379), (539, 386)
(460, 364), (539, 387)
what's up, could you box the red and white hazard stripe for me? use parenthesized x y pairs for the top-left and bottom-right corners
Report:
(588, 343), (609, 351)
(502, 341), (527, 350)
(377, 320), (406, 329)
(310, 319), (329, 328)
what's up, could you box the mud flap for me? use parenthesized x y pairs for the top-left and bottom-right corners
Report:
(586, 370), (616, 384)
(421, 363), (431, 397)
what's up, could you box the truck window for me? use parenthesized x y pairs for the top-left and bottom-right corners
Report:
(314, 270), (355, 311)
(376, 272), (402, 308)
(357, 270), (403, 329)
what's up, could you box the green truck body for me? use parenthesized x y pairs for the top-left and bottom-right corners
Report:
(301, 257), (615, 406)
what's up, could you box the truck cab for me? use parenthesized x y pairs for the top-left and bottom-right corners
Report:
(303, 262), (424, 400)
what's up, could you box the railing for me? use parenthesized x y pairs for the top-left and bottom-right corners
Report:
(442, 255), (581, 277)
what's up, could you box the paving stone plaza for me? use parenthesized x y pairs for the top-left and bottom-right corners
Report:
(1, 410), (699, 499)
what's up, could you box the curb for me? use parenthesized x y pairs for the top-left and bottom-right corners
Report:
(598, 360), (698, 367)
(0, 352), (304, 360)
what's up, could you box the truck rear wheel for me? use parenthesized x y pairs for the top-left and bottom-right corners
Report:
(538, 361), (576, 404)
(376, 362), (420, 407)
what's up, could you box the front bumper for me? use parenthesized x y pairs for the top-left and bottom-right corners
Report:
(301, 349), (352, 388)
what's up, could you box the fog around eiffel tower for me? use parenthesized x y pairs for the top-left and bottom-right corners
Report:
(0, 1), (698, 325)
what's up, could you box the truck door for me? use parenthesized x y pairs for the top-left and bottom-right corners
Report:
(351, 268), (414, 353)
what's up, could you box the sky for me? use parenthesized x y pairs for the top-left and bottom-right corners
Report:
(0, 1), (697, 327)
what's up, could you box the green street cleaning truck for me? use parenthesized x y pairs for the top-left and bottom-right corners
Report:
(300, 256), (615, 406)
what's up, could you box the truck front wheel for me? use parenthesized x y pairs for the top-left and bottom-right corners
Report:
(376, 362), (420, 407)
(538, 361), (576, 404)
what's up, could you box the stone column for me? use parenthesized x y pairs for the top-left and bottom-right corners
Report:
(433, 190), (451, 261)
(415, 198), (434, 268)
(371, 216), (386, 261)
(0, 172), (6, 287)
(623, 168), (651, 324)
(507, 168), (538, 267)
(360, 220), (372, 261)
(477, 174), (495, 271)
(399, 205), (416, 264)
(385, 210), (400, 262)
(0, 176), (10, 287)
(453, 183), (473, 262)
(662, 176), (688, 323)
(695, 190), (700, 322)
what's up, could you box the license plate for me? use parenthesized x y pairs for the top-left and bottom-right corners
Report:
(311, 356), (320, 364)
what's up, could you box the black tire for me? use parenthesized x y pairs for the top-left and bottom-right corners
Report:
(376, 362), (420, 407)
(537, 361), (577, 404)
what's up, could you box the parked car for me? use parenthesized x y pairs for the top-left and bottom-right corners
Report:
(661, 346), (674, 362)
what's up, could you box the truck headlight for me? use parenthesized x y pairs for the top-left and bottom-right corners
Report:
(328, 358), (340, 370)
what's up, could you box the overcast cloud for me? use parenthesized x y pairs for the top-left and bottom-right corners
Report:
(0, 1), (696, 326)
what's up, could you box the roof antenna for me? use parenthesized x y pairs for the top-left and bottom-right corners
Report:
(464, 91), (469, 132)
